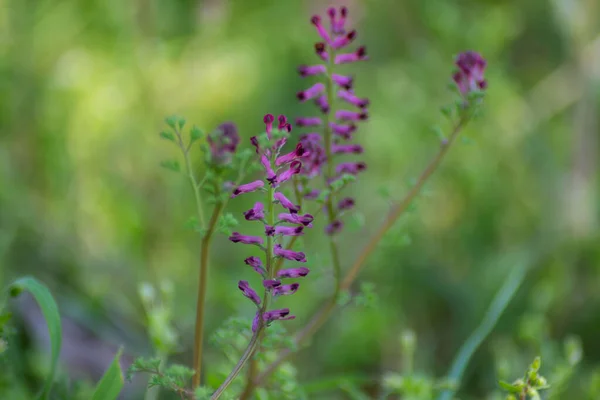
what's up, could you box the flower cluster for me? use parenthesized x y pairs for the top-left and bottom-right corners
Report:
(229, 115), (313, 331)
(452, 51), (487, 97)
(293, 7), (368, 235)
(207, 122), (240, 166)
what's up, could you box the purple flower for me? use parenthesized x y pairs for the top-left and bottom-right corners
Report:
(266, 225), (304, 237)
(330, 123), (357, 139)
(453, 51), (487, 96)
(333, 6), (348, 34)
(335, 46), (368, 64)
(231, 180), (264, 198)
(274, 244), (307, 262)
(332, 74), (353, 89)
(338, 90), (369, 108)
(336, 110), (368, 121)
(298, 64), (326, 77)
(261, 154), (277, 183)
(311, 15), (331, 44)
(252, 311), (260, 332)
(244, 256), (266, 276)
(331, 30), (357, 50)
(314, 95), (330, 113)
(264, 114), (274, 139)
(304, 189), (320, 200)
(262, 279), (282, 289)
(278, 213), (314, 227)
(276, 143), (310, 166)
(250, 136), (260, 153)
(337, 197), (355, 211)
(207, 122), (240, 165)
(314, 42), (329, 61)
(297, 83), (326, 102)
(277, 115), (291, 131)
(296, 117), (323, 127)
(274, 192), (300, 213)
(229, 232), (264, 245)
(243, 202), (265, 221)
(273, 283), (300, 296)
(325, 220), (344, 235)
(336, 162), (367, 175)
(263, 308), (295, 322)
(277, 267), (310, 278)
(238, 280), (261, 305)
(274, 160), (302, 186)
(332, 144), (363, 154)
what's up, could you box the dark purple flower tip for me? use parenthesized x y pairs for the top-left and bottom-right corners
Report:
(278, 213), (314, 227)
(277, 267), (310, 278)
(314, 42), (329, 61)
(332, 143), (364, 154)
(337, 197), (355, 211)
(273, 160), (302, 186)
(238, 280), (261, 305)
(207, 122), (240, 165)
(314, 95), (330, 114)
(297, 82), (326, 102)
(229, 232), (264, 245)
(298, 64), (327, 77)
(336, 161), (367, 175)
(243, 202), (265, 221)
(338, 90), (369, 108)
(276, 143), (310, 166)
(335, 46), (368, 64)
(277, 115), (288, 130)
(327, 7), (336, 18)
(263, 279), (282, 289)
(245, 256), (266, 276)
(274, 244), (307, 262)
(336, 110), (368, 121)
(325, 220), (344, 235)
(266, 225), (304, 237)
(332, 73), (353, 89)
(274, 192), (301, 214)
(331, 30), (357, 50)
(273, 283), (300, 296)
(250, 136), (260, 153)
(296, 117), (323, 127)
(263, 308), (295, 322)
(231, 180), (265, 198)
(330, 122), (357, 139)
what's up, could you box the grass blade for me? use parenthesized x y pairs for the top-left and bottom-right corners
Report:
(92, 348), (125, 400)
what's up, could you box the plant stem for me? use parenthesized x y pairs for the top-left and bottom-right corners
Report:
(254, 117), (468, 385)
(192, 202), (224, 388)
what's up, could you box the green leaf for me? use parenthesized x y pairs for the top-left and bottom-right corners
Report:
(92, 349), (124, 400)
(498, 380), (522, 393)
(9, 277), (62, 400)
(160, 160), (181, 172)
(159, 131), (176, 142)
(190, 126), (204, 143)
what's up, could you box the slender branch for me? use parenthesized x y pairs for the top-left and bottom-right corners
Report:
(254, 117), (468, 385)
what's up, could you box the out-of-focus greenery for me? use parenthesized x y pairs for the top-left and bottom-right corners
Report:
(1, 0), (599, 399)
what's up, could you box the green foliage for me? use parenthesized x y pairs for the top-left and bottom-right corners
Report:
(217, 213), (239, 236)
(91, 349), (124, 400)
(354, 282), (378, 308)
(499, 357), (550, 400)
(159, 160), (181, 172)
(127, 357), (193, 398)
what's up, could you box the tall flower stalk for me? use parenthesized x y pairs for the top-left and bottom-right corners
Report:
(210, 115), (313, 399)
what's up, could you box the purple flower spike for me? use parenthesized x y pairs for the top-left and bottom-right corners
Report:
(278, 213), (314, 227)
(274, 192), (300, 213)
(315, 95), (330, 113)
(277, 267), (310, 278)
(252, 311), (260, 332)
(335, 46), (368, 64)
(263, 308), (295, 322)
(330, 122), (357, 139)
(266, 225), (304, 237)
(229, 232), (264, 245)
(315, 43), (329, 61)
(238, 280), (261, 305)
(332, 73), (353, 89)
(243, 202), (265, 221)
(332, 144), (364, 154)
(274, 244), (307, 262)
(325, 220), (344, 235)
(338, 197), (355, 211)
(297, 83), (326, 102)
(298, 64), (327, 77)
(336, 110), (368, 121)
(338, 90), (369, 108)
(331, 30), (357, 50)
(273, 283), (300, 296)
(274, 160), (302, 186)
(232, 180), (264, 198)
(311, 15), (331, 44)
(264, 114), (274, 139)
(336, 161), (367, 175)
(276, 143), (310, 166)
(245, 256), (266, 276)
(207, 122), (240, 165)
(263, 279), (282, 289)
(296, 117), (323, 127)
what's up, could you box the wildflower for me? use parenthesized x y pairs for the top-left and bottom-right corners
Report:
(325, 220), (344, 236)
(298, 64), (327, 76)
(244, 256), (266, 276)
(336, 161), (367, 175)
(297, 83), (326, 102)
(335, 110), (368, 121)
(337, 197), (355, 211)
(278, 213), (314, 226)
(263, 308), (295, 323)
(231, 180), (264, 198)
(453, 51), (487, 96)
(243, 202), (265, 221)
(338, 90), (369, 108)
(273, 283), (300, 296)
(207, 122), (240, 165)
(229, 232), (264, 245)
(274, 244), (307, 262)
(238, 281), (261, 305)
(277, 267), (310, 278)
(274, 192), (300, 213)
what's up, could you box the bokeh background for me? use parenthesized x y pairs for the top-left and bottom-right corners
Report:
(1, 0), (599, 398)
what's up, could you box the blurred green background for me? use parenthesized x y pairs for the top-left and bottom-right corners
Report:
(1, 0), (600, 398)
